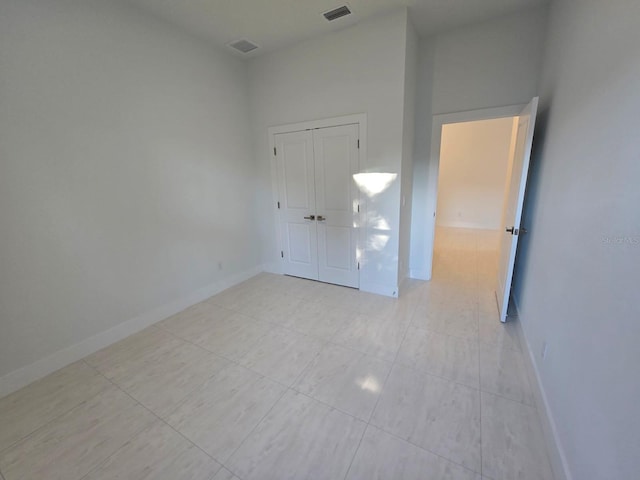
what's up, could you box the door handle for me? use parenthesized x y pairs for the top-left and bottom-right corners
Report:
(303, 215), (315, 221)
(506, 227), (515, 234)
(316, 215), (326, 221)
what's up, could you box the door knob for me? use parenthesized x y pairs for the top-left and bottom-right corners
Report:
(316, 215), (326, 221)
(304, 215), (315, 220)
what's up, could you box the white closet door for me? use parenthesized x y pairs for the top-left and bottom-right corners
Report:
(275, 130), (319, 280)
(313, 124), (360, 288)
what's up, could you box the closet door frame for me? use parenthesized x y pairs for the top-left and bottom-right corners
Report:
(268, 114), (367, 283)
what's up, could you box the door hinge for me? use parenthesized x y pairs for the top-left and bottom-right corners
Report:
(277, 201), (280, 209)
(281, 251), (284, 258)
(357, 204), (360, 213)
(357, 139), (360, 149)
(273, 147), (277, 156)
(357, 262), (360, 270)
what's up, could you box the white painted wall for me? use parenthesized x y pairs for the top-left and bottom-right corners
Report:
(249, 9), (410, 297)
(0, 0), (257, 391)
(513, 1), (640, 478)
(398, 17), (418, 287)
(436, 117), (515, 230)
(410, 6), (549, 278)
(431, 6), (550, 116)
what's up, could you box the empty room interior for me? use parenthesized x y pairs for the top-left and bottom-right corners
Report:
(0, 1), (638, 479)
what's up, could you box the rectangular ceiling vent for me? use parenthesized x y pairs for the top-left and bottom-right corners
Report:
(323, 5), (351, 21)
(228, 39), (259, 54)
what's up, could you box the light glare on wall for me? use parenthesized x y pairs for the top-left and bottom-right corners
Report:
(353, 172), (397, 197)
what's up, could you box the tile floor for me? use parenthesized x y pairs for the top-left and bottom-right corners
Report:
(0, 227), (555, 480)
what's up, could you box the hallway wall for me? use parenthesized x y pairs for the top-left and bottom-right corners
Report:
(436, 117), (515, 230)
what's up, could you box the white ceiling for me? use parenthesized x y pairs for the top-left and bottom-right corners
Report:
(126, 0), (547, 57)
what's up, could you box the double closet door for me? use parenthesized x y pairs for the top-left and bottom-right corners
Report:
(275, 124), (360, 288)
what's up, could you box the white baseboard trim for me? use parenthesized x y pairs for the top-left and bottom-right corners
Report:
(512, 300), (572, 480)
(0, 265), (263, 399)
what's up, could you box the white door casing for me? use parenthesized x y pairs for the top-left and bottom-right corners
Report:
(273, 119), (361, 288)
(496, 97), (539, 322)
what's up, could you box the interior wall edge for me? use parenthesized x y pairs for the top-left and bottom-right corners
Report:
(0, 265), (263, 399)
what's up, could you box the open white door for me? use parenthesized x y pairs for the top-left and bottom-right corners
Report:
(496, 97), (539, 322)
(275, 130), (319, 280)
(313, 124), (360, 288)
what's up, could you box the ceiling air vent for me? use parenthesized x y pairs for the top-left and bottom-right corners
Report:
(227, 39), (259, 54)
(323, 5), (352, 21)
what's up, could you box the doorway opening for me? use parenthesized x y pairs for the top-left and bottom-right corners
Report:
(424, 99), (538, 322)
(433, 116), (518, 314)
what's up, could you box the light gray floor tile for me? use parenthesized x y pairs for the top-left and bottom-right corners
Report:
(283, 301), (355, 340)
(313, 282), (362, 307)
(478, 288), (500, 314)
(422, 284), (479, 309)
(211, 468), (241, 480)
(412, 305), (479, 340)
(331, 314), (408, 362)
(165, 364), (285, 462)
(0, 361), (111, 452)
(397, 326), (479, 388)
(294, 343), (392, 421)
(346, 425), (481, 480)
(110, 340), (231, 417)
(371, 364), (481, 472)
(479, 343), (535, 406)
(478, 309), (521, 351)
(227, 389), (366, 480)
(354, 294), (409, 320)
(239, 326), (324, 386)
(237, 290), (302, 323)
(84, 327), (183, 379)
(158, 302), (235, 340)
(206, 286), (247, 310)
(240, 292), (304, 324)
(0, 386), (156, 480)
(193, 313), (271, 361)
(83, 420), (219, 480)
(482, 392), (553, 480)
